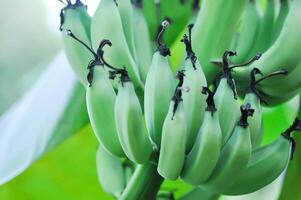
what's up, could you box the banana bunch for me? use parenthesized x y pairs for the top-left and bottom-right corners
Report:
(216, 118), (301, 195)
(234, 0), (301, 103)
(59, 0), (301, 199)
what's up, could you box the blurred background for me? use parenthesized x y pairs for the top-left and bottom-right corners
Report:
(0, 0), (300, 199)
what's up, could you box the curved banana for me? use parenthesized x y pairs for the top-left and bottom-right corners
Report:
(65, 32), (125, 157)
(232, 0), (261, 63)
(181, 87), (222, 185)
(157, 71), (187, 180)
(221, 118), (301, 195)
(214, 57), (239, 144)
(243, 68), (265, 149)
(235, 0), (301, 89)
(114, 70), (153, 164)
(272, 0), (290, 43)
(247, 68), (290, 107)
(192, 0), (247, 82)
(60, 0), (92, 85)
(144, 19), (176, 146)
(91, 0), (143, 90)
(181, 24), (207, 152)
(117, 0), (136, 58)
(241, 63), (299, 106)
(247, 0), (276, 58)
(243, 68), (288, 147)
(96, 143), (125, 198)
(258, 62), (301, 99)
(243, 93), (262, 149)
(132, 1), (153, 81)
(86, 66), (125, 157)
(214, 51), (260, 144)
(202, 103), (254, 191)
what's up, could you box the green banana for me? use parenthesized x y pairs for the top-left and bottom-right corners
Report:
(132, 1), (153, 81)
(202, 103), (254, 191)
(181, 24), (207, 152)
(60, 0), (92, 85)
(181, 87), (222, 185)
(214, 56), (239, 144)
(114, 70), (153, 164)
(65, 32), (125, 157)
(232, 0), (261, 63)
(91, 0), (143, 90)
(243, 68), (265, 149)
(221, 118), (301, 195)
(213, 51), (260, 144)
(272, 0), (291, 43)
(234, 0), (301, 91)
(192, 0), (247, 82)
(117, 0), (136, 58)
(243, 68), (288, 147)
(245, 68), (292, 108)
(96, 142), (125, 198)
(243, 96), (262, 149)
(157, 71), (187, 180)
(257, 63), (300, 99)
(144, 19), (176, 147)
(247, 0), (276, 58)
(86, 65), (125, 157)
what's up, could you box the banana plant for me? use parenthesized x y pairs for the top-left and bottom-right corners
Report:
(58, 0), (301, 199)
(1, 0), (301, 199)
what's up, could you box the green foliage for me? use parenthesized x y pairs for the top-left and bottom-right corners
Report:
(0, 126), (113, 200)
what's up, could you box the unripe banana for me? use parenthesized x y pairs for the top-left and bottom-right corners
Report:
(243, 93), (262, 148)
(181, 24), (207, 152)
(117, 0), (136, 57)
(114, 71), (153, 164)
(243, 68), (289, 147)
(144, 19), (176, 147)
(96, 143), (125, 198)
(232, 0), (261, 63)
(234, 0), (301, 89)
(244, 68), (289, 107)
(214, 77), (239, 144)
(60, 0), (93, 85)
(247, 0), (276, 58)
(202, 104), (254, 191)
(158, 71), (187, 180)
(181, 87), (222, 185)
(192, 0), (247, 82)
(259, 62), (301, 93)
(214, 51), (260, 144)
(243, 68), (264, 149)
(91, 0), (143, 90)
(65, 32), (125, 157)
(132, 1), (153, 81)
(272, 0), (290, 42)
(221, 118), (301, 195)
(87, 66), (125, 157)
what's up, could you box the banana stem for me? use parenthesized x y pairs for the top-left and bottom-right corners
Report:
(120, 163), (164, 200)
